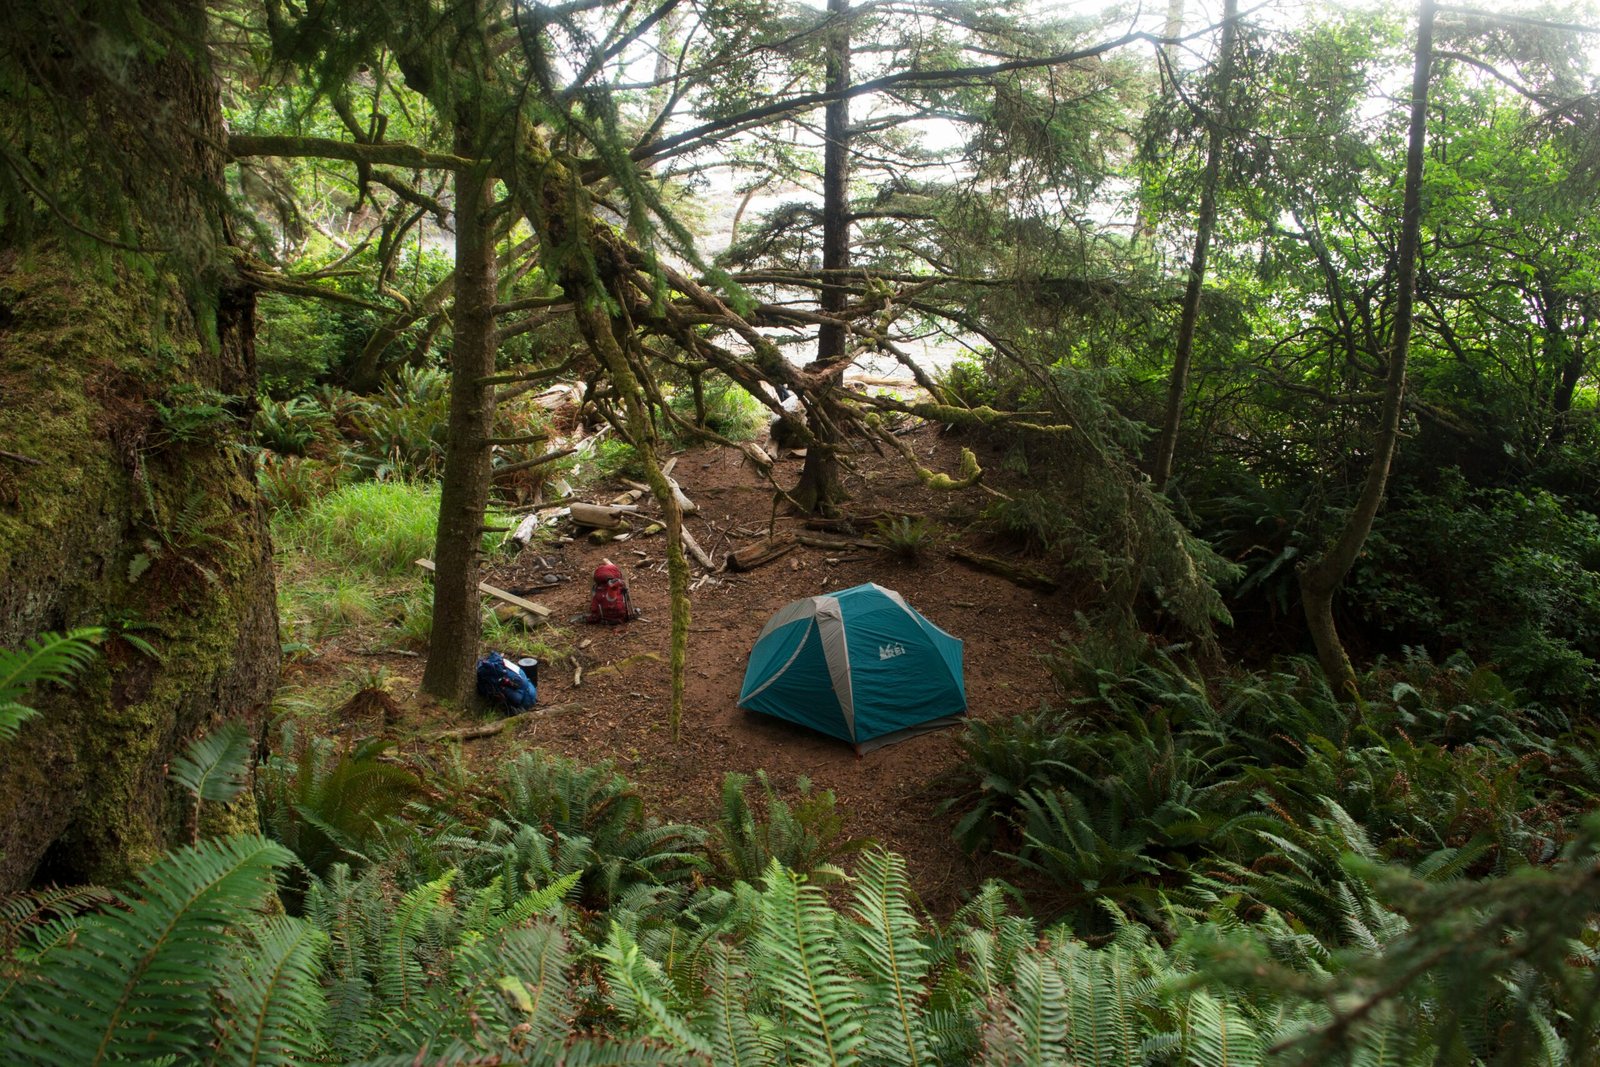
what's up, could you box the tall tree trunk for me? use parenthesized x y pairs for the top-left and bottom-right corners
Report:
(793, 0), (851, 514)
(1151, 0), (1237, 492)
(1299, 0), (1435, 697)
(421, 140), (498, 704)
(1541, 281), (1585, 446)
(0, 0), (278, 888)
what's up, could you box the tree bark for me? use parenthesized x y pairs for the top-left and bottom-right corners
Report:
(1151, 0), (1237, 492)
(421, 137), (499, 704)
(1299, 0), (1435, 697)
(0, 0), (278, 888)
(793, 0), (852, 514)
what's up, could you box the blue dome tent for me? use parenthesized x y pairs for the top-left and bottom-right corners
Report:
(737, 583), (966, 753)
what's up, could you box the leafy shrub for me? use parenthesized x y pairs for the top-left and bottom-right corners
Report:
(1349, 474), (1600, 707)
(254, 395), (334, 456)
(713, 771), (868, 886)
(255, 291), (372, 395)
(496, 751), (706, 907)
(586, 436), (647, 481)
(871, 514), (938, 561)
(936, 356), (998, 408)
(256, 731), (425, 884)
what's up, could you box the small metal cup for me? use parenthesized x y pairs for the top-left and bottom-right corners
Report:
(518, 657), (539, 686)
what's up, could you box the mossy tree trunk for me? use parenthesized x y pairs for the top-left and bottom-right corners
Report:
(0, 0), (278, 889)
(421, 139), (499, 705)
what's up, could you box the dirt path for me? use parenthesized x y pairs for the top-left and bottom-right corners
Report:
(297, 427), (1079, 912)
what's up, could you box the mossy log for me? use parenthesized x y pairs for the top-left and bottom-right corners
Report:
(947, 547), (1059, 591)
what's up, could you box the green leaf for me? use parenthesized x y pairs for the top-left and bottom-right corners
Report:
(170, 722), (254, 803)
(0, 628), (102, 740)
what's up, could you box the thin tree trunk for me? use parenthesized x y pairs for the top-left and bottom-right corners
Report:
(793, 0), (851, 514)
(1299, 0), (1435, 697)
(1151, 0), (1237, 492)
(421, 137), (498, 704)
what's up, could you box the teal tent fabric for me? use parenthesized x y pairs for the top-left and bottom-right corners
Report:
(738, 583), (966, 752)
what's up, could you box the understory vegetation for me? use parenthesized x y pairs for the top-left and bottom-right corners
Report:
(5, 634), (1600, 1063)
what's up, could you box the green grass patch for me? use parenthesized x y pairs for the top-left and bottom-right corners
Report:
(274, 481), (505, 580)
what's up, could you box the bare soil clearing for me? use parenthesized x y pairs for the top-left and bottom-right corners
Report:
(285, 426), (1081, 912)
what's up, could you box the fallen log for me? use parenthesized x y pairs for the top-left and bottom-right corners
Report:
(947, 547), (1058, 591)
(796, 533), (879, 551)
(727, 537), (798, 572)
(428, 701), (583, 742)
(414, 558), (552, 617)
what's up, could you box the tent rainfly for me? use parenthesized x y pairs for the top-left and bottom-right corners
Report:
(737, 582), (966, 753)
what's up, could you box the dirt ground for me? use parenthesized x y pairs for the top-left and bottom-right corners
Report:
(285, 424), (1080, 914)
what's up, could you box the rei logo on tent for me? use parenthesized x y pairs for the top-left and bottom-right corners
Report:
(878, 642), (906, 660)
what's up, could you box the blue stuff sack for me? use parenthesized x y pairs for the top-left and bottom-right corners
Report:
(475, 651), (538, 713)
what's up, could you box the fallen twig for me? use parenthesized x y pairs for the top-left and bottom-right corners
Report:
(428, 702), (583, 742)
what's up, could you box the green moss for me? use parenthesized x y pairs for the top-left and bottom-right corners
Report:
(0, 247), (278, 888)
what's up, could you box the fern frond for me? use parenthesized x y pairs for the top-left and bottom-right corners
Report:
(697, 942), (766, 1067)
(209, 916), (328, 1067)
(378, 870), (456, 1011)
(844, 848), (932, 1066)
(1176, 991), (1262, 1067)
(479, 871), (581, 938)
(599, 923), (711, 1056)
(995, 952), (1070, 1066)
(171, 722), (254, 803)
(492, 923), (573, 1042)
(1062, 944), (1150, 1067)
(752, 860), (863, 1066)
(3, 834), (292, 1067)
(347, 1034), (707, 1066)
(0, 628), (102, 739)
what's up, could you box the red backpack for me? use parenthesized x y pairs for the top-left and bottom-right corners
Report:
(586, 563), (635, 624)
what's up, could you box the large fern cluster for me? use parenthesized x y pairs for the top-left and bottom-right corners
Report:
(946, 646), (1598, 941)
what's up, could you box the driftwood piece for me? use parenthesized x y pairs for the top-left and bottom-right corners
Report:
(622, 471), (697, 513)
(947, 547), (1058, 591)
(428, 702), (583, 742)
(666, 477), (697, 515)
(570, 501), (641, 529)
(796, 533), (879, 551)
(680, 526), (715, 570)
(414, 558), (552, 617)
(727, 537), (798, 572)
(507, 512), (541, 548)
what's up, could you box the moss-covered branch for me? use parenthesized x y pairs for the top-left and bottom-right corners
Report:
(227, 134), (477, 170)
